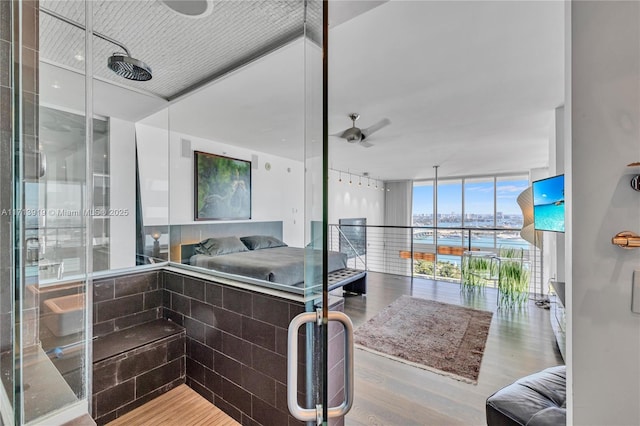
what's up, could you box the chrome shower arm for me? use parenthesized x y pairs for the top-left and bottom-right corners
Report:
(40, 6), (132, 57)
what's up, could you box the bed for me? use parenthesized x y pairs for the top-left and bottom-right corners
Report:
(180, 235), (366, 293)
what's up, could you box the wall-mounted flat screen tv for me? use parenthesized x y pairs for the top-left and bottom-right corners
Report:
(532, 174), (565, 233)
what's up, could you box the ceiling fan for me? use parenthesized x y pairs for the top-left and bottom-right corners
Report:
(333, 113), (391, 148)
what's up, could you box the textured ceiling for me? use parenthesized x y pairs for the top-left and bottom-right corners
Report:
(40, 0), (316, 99)
(39, 1), (564, 181)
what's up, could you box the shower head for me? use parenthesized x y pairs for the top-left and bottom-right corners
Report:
(40, 7), (153, 82)
(108, 54), (153, 81)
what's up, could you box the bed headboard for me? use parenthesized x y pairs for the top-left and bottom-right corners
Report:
(172, 221), (283, 264)
(180, 243), (199, 264)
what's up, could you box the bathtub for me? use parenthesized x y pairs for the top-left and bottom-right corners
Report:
(43, 293), (85, 337)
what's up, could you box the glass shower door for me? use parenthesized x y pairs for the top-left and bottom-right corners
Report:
(287, 1), (354, 424)
(1, 1), (93, 424)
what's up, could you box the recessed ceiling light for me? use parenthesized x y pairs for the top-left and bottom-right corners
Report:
(74, 52), (84, 61)
(51, 81), (61, 89)
(160, 0), (214, 18)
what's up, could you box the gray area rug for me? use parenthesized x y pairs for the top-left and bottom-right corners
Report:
(354, 296), (493, 384)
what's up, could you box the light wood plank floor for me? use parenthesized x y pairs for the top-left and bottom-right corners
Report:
(106, 384), (239, 426)
(342, 272), (564, 426)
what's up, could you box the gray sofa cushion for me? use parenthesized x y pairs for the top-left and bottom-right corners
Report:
(526, 407), (566, 426)
(486, 365), (566, 426)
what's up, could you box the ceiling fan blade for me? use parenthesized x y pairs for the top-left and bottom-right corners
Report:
(361, 118), (391, 140)
(359, 140), (374, 148)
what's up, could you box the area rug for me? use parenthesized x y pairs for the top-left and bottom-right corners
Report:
(354, 296), (493, 384)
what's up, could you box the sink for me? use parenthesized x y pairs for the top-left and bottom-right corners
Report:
(42, 293), (85, 337)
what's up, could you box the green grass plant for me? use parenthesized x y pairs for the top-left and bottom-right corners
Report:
(460, 246), (530, 308)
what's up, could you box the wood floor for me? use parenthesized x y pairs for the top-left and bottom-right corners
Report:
(341, 272), (564, 426)
(106, 384), (239, 426)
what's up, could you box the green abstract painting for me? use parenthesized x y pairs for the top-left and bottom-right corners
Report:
(194, 151), (251, 220)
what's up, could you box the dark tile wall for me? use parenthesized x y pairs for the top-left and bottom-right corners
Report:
(163, 270), (308, 425)
(92, 330), (185, 425)
(162, 270), (347, 426)
(90, 271), (183, 425)
(51, 266), (346, 426)
(93, 270), (164, 338)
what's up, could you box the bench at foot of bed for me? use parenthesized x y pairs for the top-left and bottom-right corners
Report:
(328, 268), (366, 295)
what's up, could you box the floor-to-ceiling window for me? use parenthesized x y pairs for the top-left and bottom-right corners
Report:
(412, 173), (530, 282)
(496, 176), (529, 229)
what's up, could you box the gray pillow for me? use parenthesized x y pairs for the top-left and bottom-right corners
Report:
(240, 235), (288, 250)
(195, 236), (249, 256)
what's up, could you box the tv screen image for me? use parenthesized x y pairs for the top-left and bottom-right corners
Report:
(532, 174), (565, 233)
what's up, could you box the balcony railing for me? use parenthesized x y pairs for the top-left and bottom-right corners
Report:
(329, 224), (540, 293)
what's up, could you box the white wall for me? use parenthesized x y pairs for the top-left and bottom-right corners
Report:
(544, 106), (567, 286)
(553, 106), (566, 283)
(327, 170), (385, 271)
(328, 169), (385, 225)
(108, 118), (136, 269)
(534, 105), (566, 293)
(570, 2), (640, 424)
(136, 122), (170, 227)
(169, 132), (305, 247)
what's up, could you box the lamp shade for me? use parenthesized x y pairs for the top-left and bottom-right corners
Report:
(517, 186), (542, 249)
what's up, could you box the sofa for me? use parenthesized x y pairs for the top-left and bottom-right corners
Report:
(486, 365), (566, 426)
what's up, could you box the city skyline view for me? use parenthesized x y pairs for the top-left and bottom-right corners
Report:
(412, 177), (528, 228)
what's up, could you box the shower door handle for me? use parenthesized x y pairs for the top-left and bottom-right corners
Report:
(287, 310), (355, 423)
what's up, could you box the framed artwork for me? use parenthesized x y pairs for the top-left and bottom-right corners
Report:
(194, 151), (251, 220)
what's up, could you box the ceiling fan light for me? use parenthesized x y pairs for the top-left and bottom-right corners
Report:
(160, 0), (214, 17)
